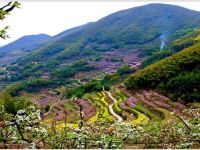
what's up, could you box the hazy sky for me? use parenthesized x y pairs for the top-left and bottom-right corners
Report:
(1, 2), (200, 45)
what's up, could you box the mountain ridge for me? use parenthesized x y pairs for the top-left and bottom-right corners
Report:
(1, 3), (200, 88)
(0, 33), (52, 53)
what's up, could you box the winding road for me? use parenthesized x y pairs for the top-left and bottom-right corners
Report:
(44, 94), (63, 116)
(105, 91), (123, 123)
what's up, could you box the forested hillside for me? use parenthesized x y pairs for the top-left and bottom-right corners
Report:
(140, 29), (199, 68)
(125, 30), (200, 103)
(1, 4), (200, 84)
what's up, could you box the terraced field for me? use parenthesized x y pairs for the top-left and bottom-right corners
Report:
(83, 91), (113, 123)
(44, 88), (185, 128)
(111, 89), (151, 125)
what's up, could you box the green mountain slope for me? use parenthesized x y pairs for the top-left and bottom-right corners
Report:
(2, 3), (200, 92)
(13, 4), (200, 68)
(140, 29), (199, 68)
(125, 34), (200, 102)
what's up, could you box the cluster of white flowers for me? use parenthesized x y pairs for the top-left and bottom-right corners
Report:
(1, 105), (48, 147)
(176, 142), (193, 149)
(17, 109), (25, 114)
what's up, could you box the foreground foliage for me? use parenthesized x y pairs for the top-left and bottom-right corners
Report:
(0, 104), (199, 149)
(0, 2), (20, 39)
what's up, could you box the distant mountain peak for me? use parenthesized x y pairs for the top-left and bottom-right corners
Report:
(0, 33), (52, 53)
(2, 3), (200, 70)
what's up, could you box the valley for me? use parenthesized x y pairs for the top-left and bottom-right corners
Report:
(0, 3), (200, 149)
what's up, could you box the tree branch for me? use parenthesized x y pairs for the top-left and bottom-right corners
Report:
(175, 114), (191, 132)
(0, 2), (12, 10)
(14, 121), (32, 143)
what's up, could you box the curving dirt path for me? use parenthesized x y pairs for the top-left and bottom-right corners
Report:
(105, 91), (123, 123)
(44, 94), (63, 116)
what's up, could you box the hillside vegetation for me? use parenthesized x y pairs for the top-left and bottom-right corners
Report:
(0, 4), (200, 149)
(140, 29), (199, 68)
(125, 37), (200, 102)
(1, 4), (200, 85)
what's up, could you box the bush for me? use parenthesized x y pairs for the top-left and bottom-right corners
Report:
(0, 93), (32, 114)
(102, 74), (120, 86)
(3, 96), (17, 114)
(117, 64), (133, 76)
(45, 105), (50, 112)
